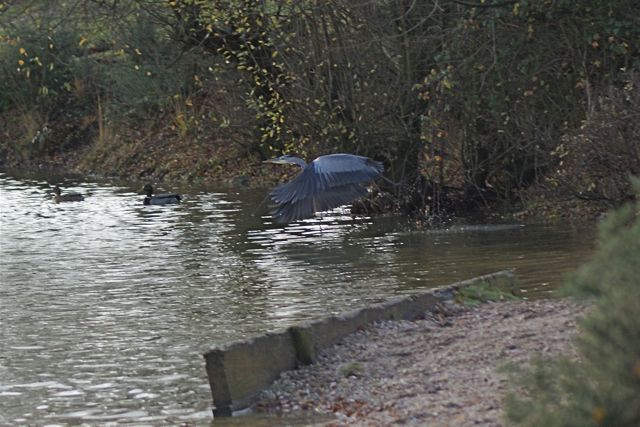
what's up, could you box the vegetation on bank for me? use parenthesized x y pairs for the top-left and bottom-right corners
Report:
(454, 280), (520, 306)
(0, 0), (638, 219)
(506, 181), (640, 426)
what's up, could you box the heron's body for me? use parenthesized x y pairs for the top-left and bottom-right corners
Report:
(143, 184), (181, 205)
(52, 186), (84, 203)
(264, 153), (383, 223)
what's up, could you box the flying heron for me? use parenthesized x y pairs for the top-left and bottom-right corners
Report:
(263, 153), (384, 223)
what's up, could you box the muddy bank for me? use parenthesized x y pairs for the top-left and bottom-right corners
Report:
(0, 106), (616, 223)
(0, 107), (615, 223)
(253, 298), (586, 426)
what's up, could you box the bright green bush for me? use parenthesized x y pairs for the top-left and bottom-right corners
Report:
(0, 25), (84, 113)
(0, 0), (228, 164)
(505, 180), (640, 426)
(0, 1), (218, 119)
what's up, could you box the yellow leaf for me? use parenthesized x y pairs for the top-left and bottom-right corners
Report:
(79, 36), (88, 46)
(592, 407), (605, 425)
(19, 47), (26, 55)
(18, 59), (24, 65)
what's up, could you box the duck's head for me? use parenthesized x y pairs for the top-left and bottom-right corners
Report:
(52, 186), (62, 196)
(143, 184), (154, 196)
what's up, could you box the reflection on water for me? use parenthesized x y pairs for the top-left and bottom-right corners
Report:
(0, 170), (594, 425)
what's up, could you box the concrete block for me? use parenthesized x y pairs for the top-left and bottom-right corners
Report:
(203, 269), (517, 416)
(204, 329), (297, 415)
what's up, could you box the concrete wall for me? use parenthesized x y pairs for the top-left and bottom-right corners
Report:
(203, 270), (517, 416)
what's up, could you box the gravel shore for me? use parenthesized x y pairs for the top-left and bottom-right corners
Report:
(253, 299), (586, 426)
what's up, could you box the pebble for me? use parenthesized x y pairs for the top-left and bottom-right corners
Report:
(254, 299), (586, 426)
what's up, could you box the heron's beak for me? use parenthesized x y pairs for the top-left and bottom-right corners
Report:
(263, 158), (285, 165)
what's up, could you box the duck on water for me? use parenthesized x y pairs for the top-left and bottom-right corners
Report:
(143, 184), (181, 205)
(52, 186), (84, 203)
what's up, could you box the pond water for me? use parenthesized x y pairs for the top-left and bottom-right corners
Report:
(0, 169), (595, 425)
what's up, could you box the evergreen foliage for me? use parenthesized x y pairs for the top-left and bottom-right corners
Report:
(505, 180), (640, 426)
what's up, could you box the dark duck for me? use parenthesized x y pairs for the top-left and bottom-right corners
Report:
(52, 186), (84, 203)
(143, 184), (181, 205)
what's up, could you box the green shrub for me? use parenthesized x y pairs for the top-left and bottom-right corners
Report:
(505, 180), (640, 427)
(339, 362), (365, 378)
(0, 26), (85, 114)
(455, 281), (520, 306)
(545, 74), (640, 209)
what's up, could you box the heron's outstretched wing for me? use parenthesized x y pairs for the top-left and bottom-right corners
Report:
(270, 154), (383, 204)
(269, 153), (383, 223)
(271, 183), (369, 223)
(313, 154), (383, 188)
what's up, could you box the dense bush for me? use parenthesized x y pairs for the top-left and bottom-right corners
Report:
(0, 15), (96, 161)
(170, 0), (640, 211)
(416, 0), (640, 202)
(545, 74), (640, 207)
(505, 181), (640, 426)
(0, 1), (226, 164)
(1, 1), (638, 212)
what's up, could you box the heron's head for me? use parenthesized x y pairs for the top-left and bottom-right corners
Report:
(263, 154), (306, 167)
